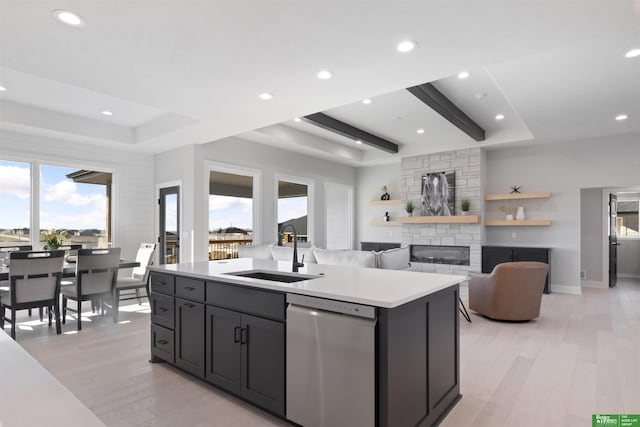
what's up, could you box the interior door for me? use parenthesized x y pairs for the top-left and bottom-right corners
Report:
(159, 186), (180, 265)
(609, 193), (618, 287)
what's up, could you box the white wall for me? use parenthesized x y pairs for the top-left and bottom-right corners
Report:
(0, 130), (155, 260)
(355, 163), (402, 247)
(154, 137), (356, 262)
(580, 188), (604, 286)
(485, 132), (640, 294)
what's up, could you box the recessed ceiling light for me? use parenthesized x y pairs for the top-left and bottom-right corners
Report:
(495, 114), (505, 121)
(258, 92), (273, 100)
(625, 49), (640, 58)
(317, 70), (333, 80)
(101, 110), (113, 116)
(293, 117), (302, 122)
(53, 10), (86, 27)
(397, 40), (417, 53)
(458, 71), (470, 79)
(355, 140), (362, 144)
(616, 114), (628, 121)
(416, 129), (425, 134)
(362, 99), (372, 105)
(0, 86), (6, 91)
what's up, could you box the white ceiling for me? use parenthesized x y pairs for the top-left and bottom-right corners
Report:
(0, 1), (639, 164)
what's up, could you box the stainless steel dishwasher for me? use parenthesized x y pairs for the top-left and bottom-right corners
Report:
(286, 293), (376, 427)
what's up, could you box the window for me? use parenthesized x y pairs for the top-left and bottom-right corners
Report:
(40, 165), (111, 248)
(278, 180), (309, 243)
(0, 160), (31, 248)
(617, 200), (639, 237)
(209, 171), (254, 259)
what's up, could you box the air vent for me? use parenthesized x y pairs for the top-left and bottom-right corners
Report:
(580, 270), (586, 280)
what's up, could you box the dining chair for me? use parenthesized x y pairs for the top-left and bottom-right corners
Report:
(0, 245), (37, 317)
(62, 248), (121, 331)
(0, 250), (65, 340)
(113, 243), (156, 322)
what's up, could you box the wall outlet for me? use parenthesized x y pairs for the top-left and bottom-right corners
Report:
(580, 270), (586, 280)
(511, 232), (517, 239)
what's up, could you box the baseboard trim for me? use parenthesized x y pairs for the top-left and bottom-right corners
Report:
(617, 273), (640, 279)
(581, 280), (606, 288)
(550, 284), (582, 295)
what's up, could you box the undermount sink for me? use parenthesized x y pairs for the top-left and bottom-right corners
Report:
(225, 270), (317, 283)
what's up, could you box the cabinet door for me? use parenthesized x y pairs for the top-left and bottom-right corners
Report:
(513, 248), (550, 293)
(241, 314), (285, 416)
(481, 247), (513, 273)
(175, 298), (205, 377)
(205, 306), (242, 395)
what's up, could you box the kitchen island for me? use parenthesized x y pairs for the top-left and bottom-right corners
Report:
(148, 258), (465, 427)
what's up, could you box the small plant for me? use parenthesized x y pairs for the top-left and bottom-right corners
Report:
(405, 200), (414, 214)
(460, 198), (471, 212)
(41, 229), (68, 250)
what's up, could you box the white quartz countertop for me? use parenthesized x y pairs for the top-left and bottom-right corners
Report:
(149, 259), (467, 308)
(0, 332), (105, 427)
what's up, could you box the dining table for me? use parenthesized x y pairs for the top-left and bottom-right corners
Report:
(0, 259), (141, 281)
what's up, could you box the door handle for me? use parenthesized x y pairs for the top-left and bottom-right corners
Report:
(234, 326), (241, 343)
(184, 303), (195, 309)
(158, 339), (168, 345)
(240, 327), (248, 345)
(184, 286), (196, 291)
(159, 307), (168, 312)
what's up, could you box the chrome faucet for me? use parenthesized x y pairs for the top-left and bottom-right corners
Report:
(277, 224), (304, 272)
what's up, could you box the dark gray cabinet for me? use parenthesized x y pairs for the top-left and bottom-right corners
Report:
(175, 298), (205, 377)
(241, 313), (285, 415)
(205, 306), (285, 416)
(482, 246), (551, 294)
(360, 242), (401, 251)
(205, 306), (242, 394)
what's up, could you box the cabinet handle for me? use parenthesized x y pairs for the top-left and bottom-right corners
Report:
(159, 307), (168, 312)
(234, 326), (241, 343)
(158, 339), (168, 345)
(184, 286), (196, 291)
(240, 327), (248, 345)
(184, 303), (195, 309)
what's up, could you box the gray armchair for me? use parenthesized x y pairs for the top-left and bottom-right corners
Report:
(62, 248), (121, 331)
(469, 261), (549, 321)
(0, 250), (65, 339)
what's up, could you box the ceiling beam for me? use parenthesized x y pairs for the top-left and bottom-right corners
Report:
(303, 112), (399, 154)
(406, 83), (486, 142)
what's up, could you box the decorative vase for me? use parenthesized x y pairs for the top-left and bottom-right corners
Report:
(407, 211), (413, 217)
(516, 206), (526, 220)
(506, 214), (514, 221)
(461, 210), (468, 216)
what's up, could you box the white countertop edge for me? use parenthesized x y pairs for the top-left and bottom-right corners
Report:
(149, 260), (467, 308)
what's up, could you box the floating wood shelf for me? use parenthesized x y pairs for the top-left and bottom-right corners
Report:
(367, 199), (402, 206)
(399, 215), (481, 224)
(369, 221), (401, 226)
(485, 219), (552, 226)
(484, 192), (551, 201)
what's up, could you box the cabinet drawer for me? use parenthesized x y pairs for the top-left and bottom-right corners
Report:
(151, 292), (175, 329)
(176, 276), (205, 302)
(151, 324), (174, 363)
(150, 272), (175, 295)
(206, 281), (285, 322)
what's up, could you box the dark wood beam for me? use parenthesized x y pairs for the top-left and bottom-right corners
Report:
(303, 112), (399, 154)
(407, 83), (486, 141)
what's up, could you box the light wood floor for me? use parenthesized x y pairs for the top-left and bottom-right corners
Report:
(8, 280), (640, 427)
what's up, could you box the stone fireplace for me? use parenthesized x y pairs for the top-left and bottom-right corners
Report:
(400, 148), (484, 276)
(410, 244), (470, 266)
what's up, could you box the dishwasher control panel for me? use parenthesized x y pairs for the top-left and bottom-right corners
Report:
(286, 294), (376, 319)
